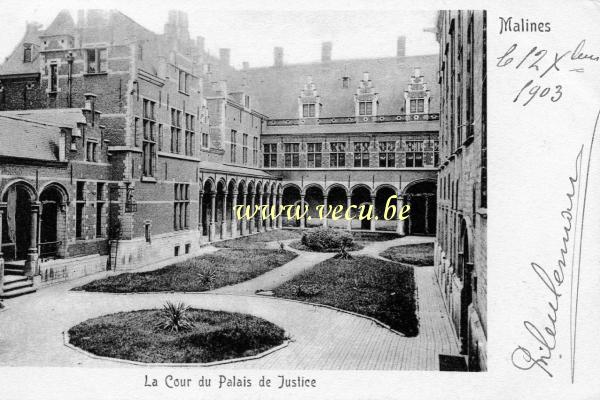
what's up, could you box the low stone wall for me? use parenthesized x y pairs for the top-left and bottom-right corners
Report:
(39, 254), (108, 287)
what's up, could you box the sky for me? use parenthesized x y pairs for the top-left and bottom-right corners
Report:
(0, 0), (439, 68)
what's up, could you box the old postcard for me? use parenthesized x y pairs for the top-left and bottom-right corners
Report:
(0, 0), (598, 398)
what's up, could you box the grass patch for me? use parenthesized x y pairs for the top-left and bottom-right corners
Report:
(288, 240), (364, 253)
(214, 230), (304, 249)
(273, 256), (418, 336)
(75, 249), (297, 293)
(380, 243), (434, 266)
(68, 309), (286, 363)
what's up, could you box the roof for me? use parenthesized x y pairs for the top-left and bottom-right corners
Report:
(0, 116), (62, 161)
(0, 24), (42, 76)
(226, 55), (439, 119)
(0, 108), (86, 128)
(198, 161), (277, 179)
(41, 9), (75, 36)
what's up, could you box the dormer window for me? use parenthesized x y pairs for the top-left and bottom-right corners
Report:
(86, 48), (107, 74)
(358, 101), (373, 116)
(404, 68), (431, 115)
(178, 70), (190, 94)
(410, 98), (425, 113)
(342, 76), (350, 88)
(302, 103), (316, 118)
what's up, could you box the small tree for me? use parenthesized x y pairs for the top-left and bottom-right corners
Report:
(157, 301), (194, 333)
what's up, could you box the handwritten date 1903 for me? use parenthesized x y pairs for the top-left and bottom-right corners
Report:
(513, 79), (562, 106)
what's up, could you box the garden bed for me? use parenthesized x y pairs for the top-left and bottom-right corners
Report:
(273, 256), (419, 336)
(74, 249), (297, 293)
(68, 309), (287, 364)
(288, 240), (364, 252)
(380, 243), (434, 266)
(214, 229), (304, 249)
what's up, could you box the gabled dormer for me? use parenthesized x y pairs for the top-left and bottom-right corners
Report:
(354, 71), (378, 117)
(404, 67), (431, 115)
(298, 76), (321, 119)
(39, 10), (76, 51)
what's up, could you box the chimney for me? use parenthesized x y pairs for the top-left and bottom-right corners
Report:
(242, 61), (249, 70)
(363, 71), (370, 82)
(83, 93), (97, 124)
(219, 48), (230, 67)
(321, 41), (332, 62)
(274, 47), (283, 67)
(397, 36), (406, 57)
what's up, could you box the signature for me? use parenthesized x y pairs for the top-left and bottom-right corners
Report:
(511, 110), (598, 382)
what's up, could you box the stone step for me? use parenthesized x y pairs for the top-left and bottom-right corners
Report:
(3, 278), (34, 292)
(4, 268), (25, 276)
(0, 286), (36, 299)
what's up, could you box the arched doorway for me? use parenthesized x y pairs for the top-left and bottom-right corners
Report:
(304, 185), (324, 227)
(375, 185), (397, 231)
(459, 219), (474, 357)
(282, 185), (301, 227)
(351, 185), (372, 230)
(1, 182), (36, 261)
(403, 180), (437, 235)
(201, 180), (214, 238)
(39, 184), (67, 259)
(327, 185), (348, 229)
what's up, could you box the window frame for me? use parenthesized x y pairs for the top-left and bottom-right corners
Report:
(284, 143), (300, 167)
(353, 141), (370, 168)
(307, 142), (322, 168)
(85, 48), (107, 74)
(329, 142), (346, 167)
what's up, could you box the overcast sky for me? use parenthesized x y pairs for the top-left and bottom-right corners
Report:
(0, 0), (439, 68)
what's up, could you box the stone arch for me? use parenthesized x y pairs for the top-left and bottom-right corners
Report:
(282, 184), (302, 227)
(304, 184), (324, 226)
(39, 182), (70, 205)
(374, 185), (398, 231)
(39, 183), (69, 259)
(350, 183), (373, 197)
(1, 180), (38, 261)
(351, 184), (373, 230)
(326, 183), (349, 197)
(403, 179), (437, 235)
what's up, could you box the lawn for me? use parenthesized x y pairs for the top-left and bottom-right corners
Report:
(288, 240), (364, 252)
(75, 249), (297, 293)
(68, 309), (287, 363)
(214, 229), (304, 249)
(273, 256), (419, 336)
(380, 243), (434, 266)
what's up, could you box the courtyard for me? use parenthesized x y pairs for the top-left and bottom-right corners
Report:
(0, 229), (459, 370)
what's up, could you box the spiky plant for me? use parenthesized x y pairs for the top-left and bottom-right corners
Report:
(197, 265), (218, 290)
(157, 301), (194, 333)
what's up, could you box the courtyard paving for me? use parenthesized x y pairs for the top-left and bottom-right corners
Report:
(0, 235), (460, 370)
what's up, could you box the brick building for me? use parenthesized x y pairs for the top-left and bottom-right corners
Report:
(0, 9), (440, 298)
(434, 10), (487, 371)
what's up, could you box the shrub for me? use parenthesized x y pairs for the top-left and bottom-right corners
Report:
(157, 301), (194, 333)
(301, 228), (354, 251)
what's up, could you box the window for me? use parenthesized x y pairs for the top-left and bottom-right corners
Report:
(230, 130), (237, 163)
(185, 113), (195, 156)
(307, 143), (322, 167)
(23, 45), (32, 63)
(144, 222), (151, 243)
(302, 103), (316, 118)
(85, 141), (97, 162)
(86, 48), (107, 74)
(174, 183), (190, 230)
(143, 99), (157, 177)
(158, 124), (163, 151)
(96, 182), (105, 237)
(434, 140), (440, 167)
(378, 141), (395, 167)
(242, 134), (248, 164)
(244, 95), (250, 108)
(76, 182), (85, 239)
(329, 142), (346, 167)
(49, 63), (58, 92)
(202, 130), (209, 148)
(359, 101), (373, 116)
(263, 143), (277, 167)
(410, 98), (425, 113)
(405, 140), (424, 167)
(342, 76), (350, 88)
(353, 142), (370, 167)
(284, 143), (300, 167)
(253, 137), (258, 166)
(178, 70), (190, 94)
(170, 108), (181, 153)
(137, 43), (143, 60)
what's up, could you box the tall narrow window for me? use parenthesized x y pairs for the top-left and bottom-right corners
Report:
(263, 143), (277, 167)
(49, 63), (58, 92)
(178, 70), (189, 93)
(143, 99), (156, 177)
(378, 141), (395, 167)
(174, 183), (190, 230)
(329, 142), (346, 167)
(230, 130), (237, 163)
(86, 48), (107, 73)
(307, 143), (322, 167)
(23, 45), (32, 63)
(242, 134), (248, 164)
(202, 130), (209, 148)
(405, 140), (424, 167)
(302, 103), (316, 118)
(86, 141), (98, 162)
(253, 137), (258, 166)
(170, 108), (181, 153)
(76, 181), (85, 239)
(284, 143), (300, 167)
(96, 182), (105, 237)
(353, 142), (370, 167)
(185, 113), (195, 156)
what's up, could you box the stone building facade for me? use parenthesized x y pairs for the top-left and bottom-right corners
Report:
(0, 9), (442, 299)
(434, 10), (487, 371)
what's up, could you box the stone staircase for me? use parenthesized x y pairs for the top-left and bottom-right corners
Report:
(1, 261), (36, 299)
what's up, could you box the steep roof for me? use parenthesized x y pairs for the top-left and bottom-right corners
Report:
(41, 9), (76, 37)
(226, 54), (439, 119)
(0, 108), (86, 127)
(0, 23), (42, 76)
(0, 116), (62, 161)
